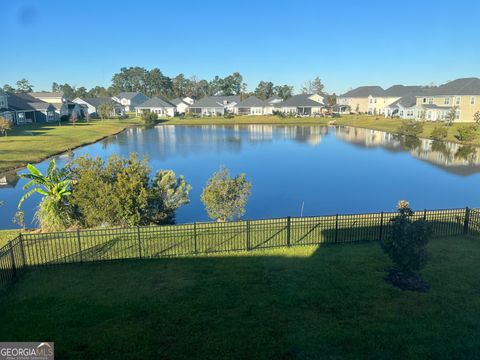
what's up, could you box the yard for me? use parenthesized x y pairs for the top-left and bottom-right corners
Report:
(0, 235), (479, 359)
(0, 118), (142, 172)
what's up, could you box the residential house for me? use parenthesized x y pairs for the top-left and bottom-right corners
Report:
(384, 94), (419, 119)
(189, 95), (241, 116)
(169, 98), (192, 114)
(234, 96), (271, 115)
(368, 85), (424, 115)
(29, 91), (66, 106)
(414, 78), (480, 122)
(337, 86), (384, 114)
(274, 94), (324, 116)
(112, 92), (150, 112)
(0, 91), (56, 125)
(135, 97), (176, 117)
(72, 97), (124, 117)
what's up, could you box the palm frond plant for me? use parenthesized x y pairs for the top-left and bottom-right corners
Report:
(18, 159), (74, 231)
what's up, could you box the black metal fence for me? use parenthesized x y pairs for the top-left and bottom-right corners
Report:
(0, 207), (477, 289)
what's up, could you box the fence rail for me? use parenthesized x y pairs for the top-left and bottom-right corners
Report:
(0, 207), (477, 289)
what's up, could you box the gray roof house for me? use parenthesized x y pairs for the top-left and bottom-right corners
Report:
(169, 98), (191, 114)
(136, 97), (176, 117)
(339, 86), (385, 98)
(234, 96), (270, 115)
(274, 94), (325, 116)
(189, 95), (241, 116)
(0, 92), (57, 125)
(72, 97), (124, 116)
(112, 92), (150, 112)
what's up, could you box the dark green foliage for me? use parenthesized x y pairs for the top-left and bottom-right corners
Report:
(430, 126), (448, 140)
(223, 112), (234, 119)
(455, 124), (478, 142)
(60, 115), (69, 122)
(141, 111), (159, 125)
(70, 154), (190, 227)
(398, 121), (423, 137)
(381, 202), (432, 276)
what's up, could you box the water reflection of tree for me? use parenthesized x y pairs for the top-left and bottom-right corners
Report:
(398, 135), (421, 151)
(431, 140), (453, 161)
(455, 145), (477, 164)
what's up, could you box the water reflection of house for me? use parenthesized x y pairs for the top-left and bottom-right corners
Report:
(0, 172), (20, 188)
(335, 126), (480, 175)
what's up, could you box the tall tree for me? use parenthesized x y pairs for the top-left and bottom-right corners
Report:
(16, 78), (33, 93)
(273, 85), (293, 99)
(172, 73), (190, 98)
(145, 68), (172, 97)
(2, 84), (15, 92)
(51, 82), (60, 92)
(111, 66), (149, 93)
(254, 81), (274, 100)
(58, 83), (76, 100)
(301, 76), (325, 94)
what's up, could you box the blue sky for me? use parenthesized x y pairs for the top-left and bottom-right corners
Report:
(2, 0), (479, 95)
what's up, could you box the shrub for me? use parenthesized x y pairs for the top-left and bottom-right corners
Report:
(474, 111), (480, 124)
(430, 126), (448, 140)
(456, 124), (478, 142)
(141, 111), (159, 125)
(381, 201), (432, 277)
(398, 121), (423, 137)
(60, 115), (69, 122)
(223, 112), (234, 119)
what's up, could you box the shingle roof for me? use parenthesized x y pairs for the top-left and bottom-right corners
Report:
(339, 86), (384, 98)
(169, 98), (189, 106)
(117, 92), (144, 100)
(426, 78), (480, 96)
(80, 97), (121, 108)
(236, 96), (267, 107)
(137, 96), (174, 108)
(5, 93), (53, 111)
(275, 94), (323, 107)
(383, 85), (425, 97)
(387, 94), (418, 109)
(266, 96), (283, 104)
(190, 95), (241, 108)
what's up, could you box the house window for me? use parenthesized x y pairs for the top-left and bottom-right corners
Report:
(444, 97), (450, 105)
(471, 96), (476, 105)
(427, 111), (432, 120)
(369, 98), (373, 104)
(17, 112), (25, 123)
(423, 98), (427, 104)
(428, 98), (433, 105)
(455, 109), (461, 120)
(455, 96), (461, 105)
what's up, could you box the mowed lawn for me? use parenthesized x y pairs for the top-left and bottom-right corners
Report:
(1, 236), (479, 359)
(0, 118), (141, 172)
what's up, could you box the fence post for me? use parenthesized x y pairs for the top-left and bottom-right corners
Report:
(286, 217), (291, 247)
(77, 229), (83, 263)
(8, 241), (17, 279)
(18, 233), (26, 267)
(423, 209), (427, 221)
(137, 226), (143, 259)
(463, 207), (471, 234)
(379, 212), (384, 241)
(246, 220), (251, 251)
(194, 222), (198, 255)
(335, 214), (339, 243)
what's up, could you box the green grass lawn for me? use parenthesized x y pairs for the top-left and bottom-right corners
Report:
(0, 235), (479, 359)
(0, 229), (20, 247)
(0, 118), (142, 172)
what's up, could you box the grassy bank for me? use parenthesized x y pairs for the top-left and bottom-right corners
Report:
(0, 118), (142, 173)
(1, 235), (479, 359)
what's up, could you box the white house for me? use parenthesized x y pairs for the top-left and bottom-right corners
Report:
(274, 94), (325, 116)
(136, 97), (175, 117)
(169, 98), (192, 114)
(72, 97), (124, 116)
(234, 96), (271, 115)
(112, 92), (150, 112)
(189, 95), (241, 116)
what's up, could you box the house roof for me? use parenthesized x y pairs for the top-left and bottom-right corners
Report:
(137, 96), (174, 108)
(117, 92), (145, 100)
(383, 85), (425, 97)
(424, 78), (480, 96)
(266, 96), (283, 103)
(339, 86), (384, 98)
(79, 97), (121, 108)
(169, 98), (189, 106)
(5, 93), (53, 111)
(29, 91), (64, 98)
(386, 94), (418, 109)
(236, 96), (268, 107)
(275, 94), (324, 108)
(190, 95), (241, 108)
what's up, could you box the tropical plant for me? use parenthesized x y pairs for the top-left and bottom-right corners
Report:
(0, 116), (11, 136)
(18, 160), (73, 231)
(98, 103), (113, 119)
(201, 166), (251, 222)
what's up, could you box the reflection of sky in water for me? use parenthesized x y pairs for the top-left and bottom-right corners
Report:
(1, 125), (480, 229)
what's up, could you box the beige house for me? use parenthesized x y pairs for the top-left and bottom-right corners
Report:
(414, 78), (480, 122)
(368, 85), (424, 115)
(337, 86), (383, 113)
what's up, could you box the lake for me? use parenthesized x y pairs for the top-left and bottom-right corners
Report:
(1, 124), (480, 230)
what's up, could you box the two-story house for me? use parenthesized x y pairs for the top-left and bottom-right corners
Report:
(112, 92), (150, 112)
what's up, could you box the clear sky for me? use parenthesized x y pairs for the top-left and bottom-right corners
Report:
(2, 0), (479, 95)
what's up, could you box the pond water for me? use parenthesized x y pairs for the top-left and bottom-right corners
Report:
(1, 124), (480, 229)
